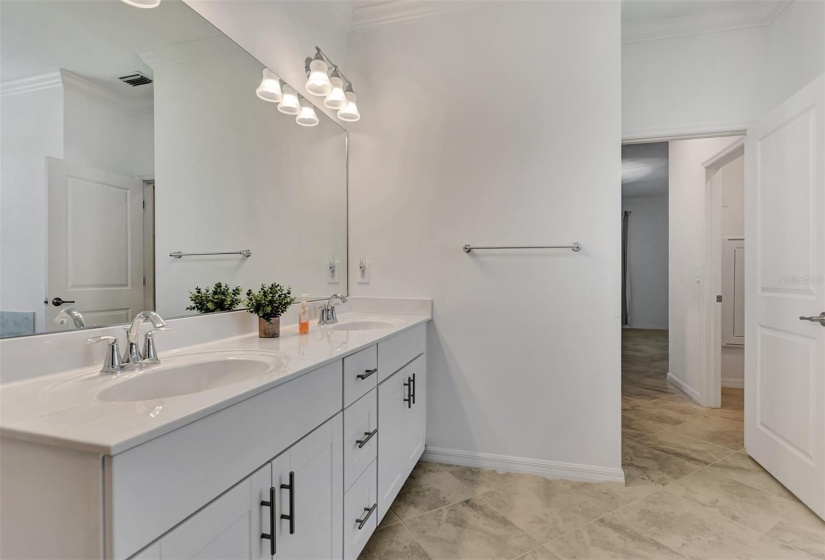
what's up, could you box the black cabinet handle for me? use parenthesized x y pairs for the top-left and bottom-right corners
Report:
(403, 377), (411, 409)
(280, 471), (295, 535)
(356, 429), (378, 448)
(356, 503), (377, 530)
(410, 373), (416, 405)
(357, 368), (378, 380)
(51, 297), (76, 307)
(261, 487), (276, 555)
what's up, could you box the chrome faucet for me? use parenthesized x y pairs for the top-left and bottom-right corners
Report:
(123, 311), (168, 365)
(53, 307), (86, 329)
(318, 294), (347, 325)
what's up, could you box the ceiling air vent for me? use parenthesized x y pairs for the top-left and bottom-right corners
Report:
(118, 72), (153, 87)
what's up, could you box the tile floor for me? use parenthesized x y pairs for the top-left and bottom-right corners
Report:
(360, 329), (825, 560)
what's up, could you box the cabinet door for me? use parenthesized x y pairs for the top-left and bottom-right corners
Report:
(275, 413), (343, 560)
(403, 355), (427, 475)
(377, 369), (406, 521)
(157, 464), (271, 560)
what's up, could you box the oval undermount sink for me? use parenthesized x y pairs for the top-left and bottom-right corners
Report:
(327, 320), (397, 332)
(97, 353), (288, 402)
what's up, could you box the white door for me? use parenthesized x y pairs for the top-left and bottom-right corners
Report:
(745, 75), (825, 518)
(47, 157), (145, 329)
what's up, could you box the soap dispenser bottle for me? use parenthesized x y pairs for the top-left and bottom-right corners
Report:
(299, 294), (310, 334)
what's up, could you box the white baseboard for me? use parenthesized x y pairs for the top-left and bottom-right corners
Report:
(722, 378), (744, 389)
(667, 372), (700, 402)
(421, 446), (625, 484)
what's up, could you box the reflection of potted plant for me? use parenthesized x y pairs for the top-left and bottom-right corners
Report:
(186, 282), (243, 314)
(245, 283), (295, 338)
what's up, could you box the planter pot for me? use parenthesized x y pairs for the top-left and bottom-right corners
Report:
(258, 316), (281, 338)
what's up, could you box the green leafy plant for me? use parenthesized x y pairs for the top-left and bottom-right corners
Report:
(186, 282), (243, 314)
(245, 283), (295, 321)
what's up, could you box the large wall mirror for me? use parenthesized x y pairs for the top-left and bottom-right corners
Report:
(0, 0), (348, 338)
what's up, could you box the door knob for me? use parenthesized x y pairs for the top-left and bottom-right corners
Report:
(51, 297), (76, 306)
(799, 312), (825, 326)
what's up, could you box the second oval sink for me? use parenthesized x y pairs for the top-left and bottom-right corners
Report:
(97, 353), (289, 402)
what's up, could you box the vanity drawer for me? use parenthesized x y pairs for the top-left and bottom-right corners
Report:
(343, 389), (377, 491)
(377, 324), (425, 383)
(343, 345), (378, 408)
(344, 459), (378, 560)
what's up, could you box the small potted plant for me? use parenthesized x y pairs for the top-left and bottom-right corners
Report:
(186, 282), (243, 314)
(245, 283), (295, 338)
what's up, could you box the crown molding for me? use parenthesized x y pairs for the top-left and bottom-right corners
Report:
(622, 0), (791, 44)
(349, 0), (487, 33)
(59, 70), (153, 115)
(138, 34), (241, 70)
(1, 71), (63, 97)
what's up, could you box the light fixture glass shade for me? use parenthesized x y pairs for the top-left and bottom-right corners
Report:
(256, 69), (283, 102)
(324, 76), (347, 110)
(296, 99), (319, 127)
(277, 85), (301, 115)
(121, 0), (161, 7)
(337, 91), (360, 122)
(305, 59), (332, 96)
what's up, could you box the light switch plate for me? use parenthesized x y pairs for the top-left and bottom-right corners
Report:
(358, 259), (370, 284)
(328, 260), (340, 283)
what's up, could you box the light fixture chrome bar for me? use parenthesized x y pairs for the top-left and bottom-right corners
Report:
(310, 46), (353, 88)
(463, 243), (581, 253)
(170, 250), (252, 259)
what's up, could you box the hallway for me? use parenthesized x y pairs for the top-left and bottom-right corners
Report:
(360, 329), (824, 560)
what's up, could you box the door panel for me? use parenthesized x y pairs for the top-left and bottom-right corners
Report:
(403, 356), (426, 475)
(377, 370), (405, 522)
(746, 74), (825, 518)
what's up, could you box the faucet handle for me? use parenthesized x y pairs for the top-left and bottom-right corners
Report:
(143, 326), (169, 364)
(85, 336), (124, 375)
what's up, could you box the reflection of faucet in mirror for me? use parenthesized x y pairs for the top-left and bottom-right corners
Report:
(123, 311), (168, 366)
(53, 307), (86, 329)
(319, 294), (348, 325)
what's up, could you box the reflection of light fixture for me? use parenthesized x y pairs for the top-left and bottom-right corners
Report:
(278, 85), (301, 115)
(337, 85), (360, 122)
(324, 72), (347, 110)
(256, 69), (283, 102)
(296, 98), (319, 127)
(121, 0), (161, 7)
(305, 54), (332, 96)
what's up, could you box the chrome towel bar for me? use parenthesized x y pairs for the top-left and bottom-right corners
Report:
(463, 243), (581, 253)
(170, 250), (252, 259)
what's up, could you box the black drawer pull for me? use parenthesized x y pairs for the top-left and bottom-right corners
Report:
(356, 429), (378, 448)
(280, 471), (295, 534)
(410, 373), (416, 405)
(403, 377), (412, 408)
(357, 368), (377, 380)
(261, 487), (276, 555)
(356, 503), (377, 530)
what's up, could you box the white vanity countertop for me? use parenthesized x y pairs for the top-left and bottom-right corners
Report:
(0, 312), (430, 455)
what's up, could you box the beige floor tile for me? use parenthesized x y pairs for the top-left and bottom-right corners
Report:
(732, 534), (818, 560)
(622, 440), (698, 486)
(565, 475), (659, 513)
(664, 469), (807, 533)
(377, 508), (401, 529)
(404, 498), (540, 560)
(623, 406), (692, 427)
(622, 384), (671, 400)
(613, 490), (761, 560)
(440, 464), (522, 494)
(668, 416), (744, 450)
(765, 505), (825, 560)
(636, 430), (735, 467)
(703, 451), (797, 501)
(513, 546), (562, 560)
(546, 514), (684, 560)
(390, 462), (474, 520)
(622, 414), (669, 441)
(359, 523), (432, 560)
(479, 476), (605, 542)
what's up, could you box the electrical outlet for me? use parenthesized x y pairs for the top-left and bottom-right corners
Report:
(358, 257), (371, 284)
(328, 259), (340, 283)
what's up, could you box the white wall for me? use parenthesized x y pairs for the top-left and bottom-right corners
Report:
(183, 0), (349, 124)
(623, 0), (824, 140)
(151, 43), (347, 318)
(623, 196), (668, 329)
(668, 136), (742, 393)
(0, 86), (64, 332)
(347, 1), (623, 478)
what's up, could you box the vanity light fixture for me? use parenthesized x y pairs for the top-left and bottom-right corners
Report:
(278, 84), (301, 115)
(256, 69), (283, 102)
(121, 0), (161, 7)
(296, 98), (319, 127)
(305, 46), (360, 121)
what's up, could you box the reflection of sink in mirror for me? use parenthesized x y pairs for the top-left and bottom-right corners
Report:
(328, 318), (400, 332)
(97, 352), (289, 402)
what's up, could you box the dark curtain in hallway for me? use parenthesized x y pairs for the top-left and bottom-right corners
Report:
(622, 210), (630, 325)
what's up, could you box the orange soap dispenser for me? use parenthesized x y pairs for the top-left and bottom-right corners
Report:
(298, 294), (310, 334)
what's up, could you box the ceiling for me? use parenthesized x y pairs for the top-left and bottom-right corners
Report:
(622, 142), (668, 199)
(0, 0), (220, 98)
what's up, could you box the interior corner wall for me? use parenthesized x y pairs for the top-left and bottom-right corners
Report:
(622, 196), (669, 330)
(668, 136), (742, 393)
(347, 1), (622, 476)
